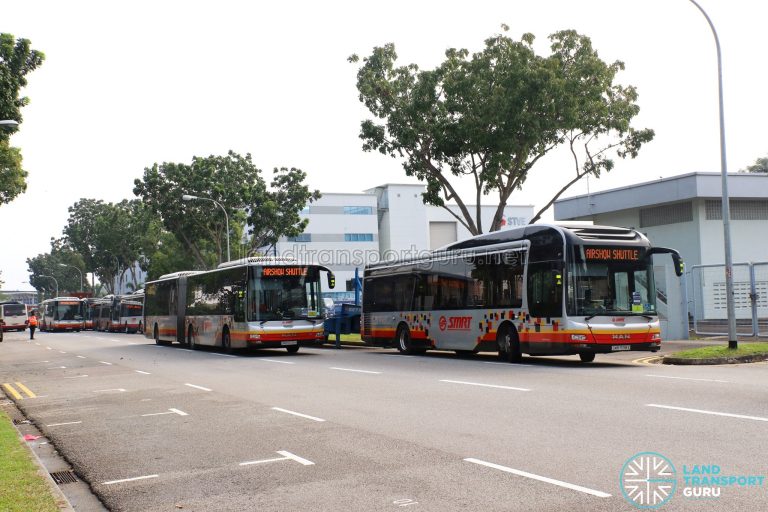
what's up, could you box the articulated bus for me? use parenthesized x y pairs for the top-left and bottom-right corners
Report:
(0, 301), (29, 332)
(144, 257), (335, 353)
(40, 297), (85, 332)
(362, 224), (683, 363)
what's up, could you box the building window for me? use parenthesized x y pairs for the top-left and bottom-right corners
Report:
(705, 199), (768, 220)
(343, 206), (373, 215)
(287, 234), (312, 242)
(344, 233), (374, 242)
(639, 202), (693, 227)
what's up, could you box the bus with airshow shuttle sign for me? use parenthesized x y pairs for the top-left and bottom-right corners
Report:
(362, 224), (683, 362)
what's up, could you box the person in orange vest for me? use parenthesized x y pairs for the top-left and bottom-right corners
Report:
(28, 311), (38, 340)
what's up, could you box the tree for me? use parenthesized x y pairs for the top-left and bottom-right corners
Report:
(0, 33), (45, 206)
(350, 27), (653, 232)
(133, 151), (320, 269)
(26, 242), (86, 297)
(62, 198), (159, 294)
(740, 156), (768, 174)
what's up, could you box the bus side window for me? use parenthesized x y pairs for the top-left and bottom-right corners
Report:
(527, 262), (563, 319)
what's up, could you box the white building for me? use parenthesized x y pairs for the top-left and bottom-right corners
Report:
(554, 172), (768, 339)
(275, 183), (534, 300)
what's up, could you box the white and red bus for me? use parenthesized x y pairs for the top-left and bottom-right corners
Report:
(144, 257), (335, 353)
(118, 293), (144, 333)
(362, 224), (683, 363)
(0, 301), (28, 332)
(40, 297), (84, 332)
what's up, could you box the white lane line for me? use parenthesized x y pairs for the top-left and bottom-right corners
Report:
(93, 389), (127, 393)
(240, 450), (315, 467)
(646, 404), (768, 422)
(271, 407), (326, 422)
(47, 366), (67, 369)
(177, 349), (193, 352)
(440, 380), (530, 392)
(102, 474), (159, 485)
(479, 361), (534, 367)
(135, 370), (151, 375)
(259, 359), (296, 365)
(646, 374), (730, 383)
(77, 355), (87, 359)
(46, 347), (52, 350)
(185, 383), (212, 392)
(464, 458), (611, 498)
(59, 351), (67, 354)
(99, 361), (112, 366)
(47, 421), (83, 427)
(109, 339), (121, 342)
(34, 361), (50, 363)
(35, 343), (41, 346)
(141, 408), (189, 417)
(64, 375), (88, 379)
(330, 367), (382, 375)
(211, 353), (237, 358)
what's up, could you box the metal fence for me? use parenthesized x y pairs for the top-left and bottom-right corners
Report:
(689, 262), (768, 337)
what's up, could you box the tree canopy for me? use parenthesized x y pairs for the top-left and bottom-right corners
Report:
(133, 151), (319, 269)
(0, 33), (44, 206)
(740, 156), (768, 174)
(26, 241), (86, 298)
(350, 27), (653, 232)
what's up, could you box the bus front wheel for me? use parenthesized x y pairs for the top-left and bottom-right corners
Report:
(396, 325), (414, 355)
(286, 345), (299, 353)
(579, 352), (596, 363)
(497, 324), (522, 363)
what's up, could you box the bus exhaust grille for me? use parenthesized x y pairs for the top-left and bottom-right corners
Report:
(50, 470), (78, 485)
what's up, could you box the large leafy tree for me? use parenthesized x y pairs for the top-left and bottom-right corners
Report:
(740, 156), (768, 174)
(0, 33), (45, 205)
(350, 27), (653, 232)
(26, 241), (86, 298)
(62, 198), (159, 294)
(133, 151), (320, 269)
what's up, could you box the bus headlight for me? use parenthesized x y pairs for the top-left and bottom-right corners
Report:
(651, 333), (661, 341)
(570, 334), (587, 342)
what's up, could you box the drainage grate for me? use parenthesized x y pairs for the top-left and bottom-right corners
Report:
(50, 470), (78, 485)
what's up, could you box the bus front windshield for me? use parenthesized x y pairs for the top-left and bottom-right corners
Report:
(248, 267), (323, 321)
(567, 247), (657, 317)
(56, 302), (83, 321)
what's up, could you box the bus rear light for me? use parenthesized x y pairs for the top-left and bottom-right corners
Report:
(248, 334), (261, 341)
(651, 333), (661, 341)
(570, 334), (588, 342)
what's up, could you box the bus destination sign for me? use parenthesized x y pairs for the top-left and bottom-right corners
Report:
(584, 247), (643, 262)
(262, 267), (309, 277)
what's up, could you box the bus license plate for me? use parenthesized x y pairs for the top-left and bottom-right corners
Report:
(281, 341), (298, 346)
(612, 344), (631, 351)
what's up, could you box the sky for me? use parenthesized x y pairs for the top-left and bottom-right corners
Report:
(1, 0), (766, 290)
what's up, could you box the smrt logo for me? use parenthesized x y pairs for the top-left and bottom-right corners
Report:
(439, 316), (472, 331)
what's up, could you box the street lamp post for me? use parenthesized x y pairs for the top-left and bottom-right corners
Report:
(39, 275), (59, 298)
(688, 0), (737, 349)
(182, 194), (231, 262)
(58, 263), (83, 293)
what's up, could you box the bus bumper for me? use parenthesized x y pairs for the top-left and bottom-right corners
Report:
(523, 341), (661, 355)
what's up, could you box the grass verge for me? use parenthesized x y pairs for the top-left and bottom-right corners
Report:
(668, 342), (768, 360)
(0, 409), (60, 512)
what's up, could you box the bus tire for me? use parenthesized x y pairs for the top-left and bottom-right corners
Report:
(286, 345), (300, 353)
(497, 323), (522, 363)
(579, 352), (596, 363)
(221, 328), (232, 354)
(396, 324), (414, 355)
(188, 325), (197, 350)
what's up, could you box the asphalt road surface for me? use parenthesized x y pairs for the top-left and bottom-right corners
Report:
(1, 330), (767, 511)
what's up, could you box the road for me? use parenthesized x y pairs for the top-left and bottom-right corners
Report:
(1, 330), (767, 511)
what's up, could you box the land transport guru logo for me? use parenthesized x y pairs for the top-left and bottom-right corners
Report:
(620, 451), (766, 509)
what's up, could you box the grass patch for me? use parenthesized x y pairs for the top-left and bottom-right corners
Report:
(0, 409), (60, 512)
(669, 342), (768, 360)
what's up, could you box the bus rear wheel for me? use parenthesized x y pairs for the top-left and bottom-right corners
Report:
(497, 323), (522, 363)
(579, 352), (596, 363)
(286, 345), (300, 353)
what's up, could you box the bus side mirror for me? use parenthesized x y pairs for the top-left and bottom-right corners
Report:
(671, 253), (684, 277)
(328, 272), (336, 289)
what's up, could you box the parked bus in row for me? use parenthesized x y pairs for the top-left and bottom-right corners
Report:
(82, 298), (99, 330)
(0, 301), (28, 332)
(118, 291), (144, 333)
(40, 297), (85, 332)
(144, 257), (335, 353)
(362, 224), (683, 363)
